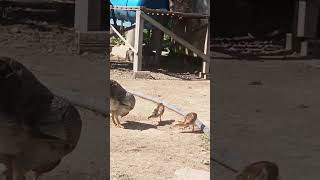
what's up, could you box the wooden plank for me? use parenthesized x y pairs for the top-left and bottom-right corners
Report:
(110, 5), (209, 19)
(140, 12), (210, 63)
(110, 25), (137, 53)
(133, 10), (144, 72)
(109, 25), (136, 38)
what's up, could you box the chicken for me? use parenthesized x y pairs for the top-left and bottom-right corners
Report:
(173, 112), (197, 132)
(0, 56), (82, 180)
(236, 161), (279, 180)
(147, 103), (165, 123)
(110, 80), (135, 128)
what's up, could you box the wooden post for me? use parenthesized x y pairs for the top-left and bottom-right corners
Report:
(133, 10), (144, 72)
(75, 0), (106, 32)
(151, 28), (163, 67)
(201, 22), (210, 79)
(296, 0), (307, 37)
(285, 33), (293, 51)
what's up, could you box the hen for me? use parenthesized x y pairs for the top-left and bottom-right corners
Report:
(110, 80), (135, 128)
(174, 112), (197, 132)
(236, 161), (279, 180)
(147, 103), (165, 124)
(0, 56), (82, 180)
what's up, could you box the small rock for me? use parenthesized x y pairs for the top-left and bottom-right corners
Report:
(201, 160), (210, 165)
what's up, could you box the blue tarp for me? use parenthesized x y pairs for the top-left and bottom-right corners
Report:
(110, 0), (169, 28)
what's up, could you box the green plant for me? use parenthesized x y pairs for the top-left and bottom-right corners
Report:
(111, 36), (124, 46)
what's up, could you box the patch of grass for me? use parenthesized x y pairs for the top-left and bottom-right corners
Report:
(113, 172), (133, 180)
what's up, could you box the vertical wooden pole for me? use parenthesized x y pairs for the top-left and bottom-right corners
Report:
(201, 21), (210, 78)
(297, 0), (307, 37)
(151, 27), (163, 67)
(133, 10), (144, 72)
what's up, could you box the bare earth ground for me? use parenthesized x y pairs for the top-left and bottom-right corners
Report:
(111, 57), (210, 179)
(0, 24), (108, 179)
(111, 97), (209, 180)
(213, 59), (320, 179)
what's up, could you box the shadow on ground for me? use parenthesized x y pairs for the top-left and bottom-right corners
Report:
(180, 129), (204, 134)
(157, 119), (175, 126)
(122, 121), (157, 131)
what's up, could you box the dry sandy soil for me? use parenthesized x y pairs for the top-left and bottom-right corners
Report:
(110, 55), (210, 179)
(213, 59), (320, 179)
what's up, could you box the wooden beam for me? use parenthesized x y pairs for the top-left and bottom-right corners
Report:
(133, 10), (144, 72)
(109, 25), (136, 38)
(140, 12), (210, 63)
(110, 25), (137, 53)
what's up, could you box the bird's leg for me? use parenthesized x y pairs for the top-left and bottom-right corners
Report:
(111, 113), (117, 127)
(115, 115), (124, 128)
(192, 123), (194, 132)
(159, 116), (162, 122)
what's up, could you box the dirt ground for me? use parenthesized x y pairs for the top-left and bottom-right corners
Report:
(111, 97), (209, 180)
(110, 55), (210, 179)
(0, 20), (108, 179)
(213, 59), (320, 179)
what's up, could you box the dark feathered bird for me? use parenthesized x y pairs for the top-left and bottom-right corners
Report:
(0, 56), (82, 180)
(110, 80), (135, 128)
(236, 161), (279, 180)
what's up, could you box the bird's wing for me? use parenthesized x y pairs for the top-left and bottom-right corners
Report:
(35, 96), (82, 148)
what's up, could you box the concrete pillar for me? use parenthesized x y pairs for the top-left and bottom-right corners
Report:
(75, 0), (107, 32)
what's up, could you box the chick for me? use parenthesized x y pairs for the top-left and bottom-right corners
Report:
(147, 103), (165, 123)
(236, 161), (279, 180)
(173, 112), (197, 132)
(110, 80), (136, 128)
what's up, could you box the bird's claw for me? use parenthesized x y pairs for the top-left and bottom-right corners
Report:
(116, 124), (124, 128)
